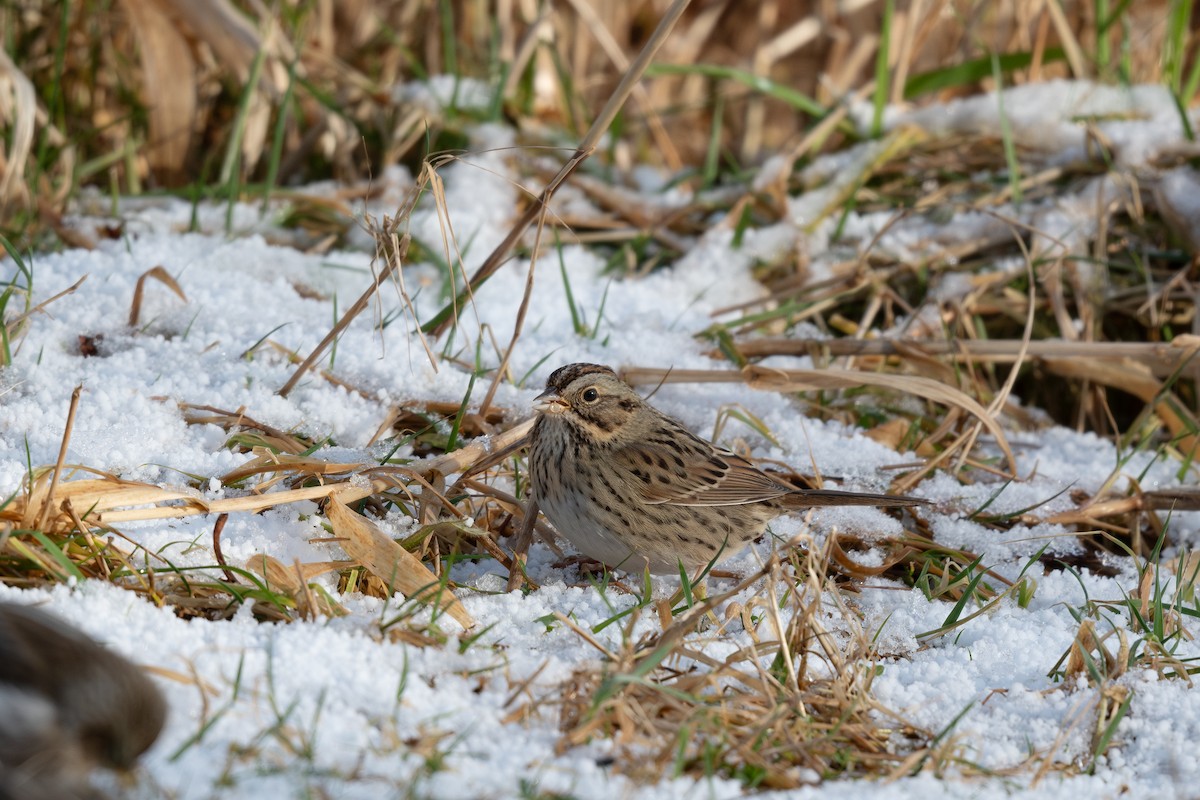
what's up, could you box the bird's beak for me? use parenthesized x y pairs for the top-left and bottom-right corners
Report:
(533, 391), (569, 415)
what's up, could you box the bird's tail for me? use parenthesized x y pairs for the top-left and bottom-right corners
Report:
(780, 489), (928, 508)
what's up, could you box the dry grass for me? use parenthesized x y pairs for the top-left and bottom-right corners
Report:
(3, 0), (1200, 792)
(551, 544), (928, 788)
(2, 1), (1194, 241)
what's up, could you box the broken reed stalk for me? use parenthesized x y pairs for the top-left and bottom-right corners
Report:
(277, 232), (410, 398)
(77, 418), (535, 525)
(423, 0), (694, 338)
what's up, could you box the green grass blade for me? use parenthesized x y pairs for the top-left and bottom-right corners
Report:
(905, 49), (1066, 99)
(871, 0), (894, 137)
(647, 63), (829, 118)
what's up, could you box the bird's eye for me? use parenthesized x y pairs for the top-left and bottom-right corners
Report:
(581, 388), (600, 403)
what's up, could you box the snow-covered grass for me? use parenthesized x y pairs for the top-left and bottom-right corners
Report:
(4, 79), (1200, 799)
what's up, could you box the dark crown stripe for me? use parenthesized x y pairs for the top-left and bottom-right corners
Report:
(545, 362), (616, 392)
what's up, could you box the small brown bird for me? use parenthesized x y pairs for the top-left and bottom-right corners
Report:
(530, 363), (925, 575)
(0, 601), (167, 800)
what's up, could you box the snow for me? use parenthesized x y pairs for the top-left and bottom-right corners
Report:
(4, 79), (1200, 798)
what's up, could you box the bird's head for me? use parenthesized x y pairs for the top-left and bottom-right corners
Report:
(534, 363), (645, 445)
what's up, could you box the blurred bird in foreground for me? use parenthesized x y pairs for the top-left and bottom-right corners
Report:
(0, 601), (166, 800)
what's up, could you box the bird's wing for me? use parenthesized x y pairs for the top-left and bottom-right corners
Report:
(612, 437), (795, 507)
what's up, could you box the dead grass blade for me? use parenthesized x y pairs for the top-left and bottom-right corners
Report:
(364, 209), (437, 370)
(1042, 497), (1140, 526)
(122, 0), (198, 184)
(1043, 0), (1088, 77)
(159, 0), (292, 175)
(958, 226), (1037, 474)
(246, 554), (349, 619)
(128, 266), (187, 328)
(4, 473), (206, 530)
(180, 403), (315, 454)
(325, 496), (473, 629)
(0, 47), (35, 212)
(35, 385), (82, 530)
(219, 449), (365, 484)
(4, 275), (88, 333)
(94, 482), (345, 524)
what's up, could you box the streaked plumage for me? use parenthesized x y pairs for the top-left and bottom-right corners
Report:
(529, 363), (924, 574)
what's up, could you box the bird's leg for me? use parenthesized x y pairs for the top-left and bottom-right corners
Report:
(663, 572), (723, 630)
(549, 555), (641, 593)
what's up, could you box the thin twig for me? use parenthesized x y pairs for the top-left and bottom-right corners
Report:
(212, 513), (238, 584)
(477, 207), (544, 417)
(6, 274), (88, 328)
(278, 233), (409, 397)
